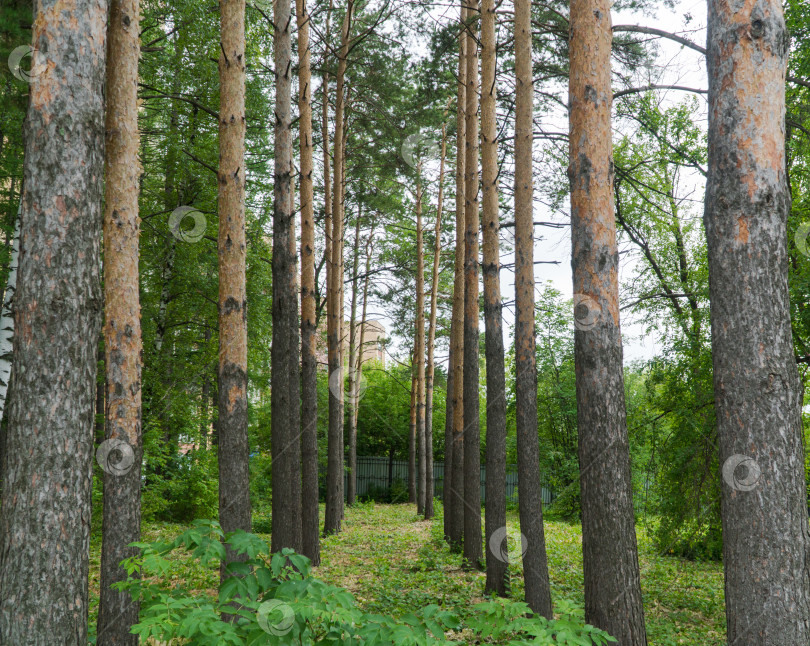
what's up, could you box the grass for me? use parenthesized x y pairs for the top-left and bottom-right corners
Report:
(89, 502), (725, 645)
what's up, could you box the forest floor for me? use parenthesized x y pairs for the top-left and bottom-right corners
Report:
(89, 502), (725, 645)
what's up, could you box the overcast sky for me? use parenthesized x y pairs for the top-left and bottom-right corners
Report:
(376, 0), (710, 370)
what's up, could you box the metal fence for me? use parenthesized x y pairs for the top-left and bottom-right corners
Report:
(345, 455), (555, 506)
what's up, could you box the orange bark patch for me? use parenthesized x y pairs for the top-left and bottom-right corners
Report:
(736, 215), (750, 244)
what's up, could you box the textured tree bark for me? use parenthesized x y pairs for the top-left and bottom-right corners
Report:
(347, 211), (362, 506)
(324, 1), (353, 536)
(218, 0), (252, 577)
(272, 0), (303, 554)
(415, 170), (427, 516)
(97, 0), (143, 642)
(462, 0), (483, 570)
(425, 117), (447, 522)
(447, 0), (467, 549)
(480, 0), (507, 597)
(297, 0), (320, 563)
(705, 1), (810, 642)
(568, 0), (647, 641)
(0, 0), (106, 640)
(513, 0), (553, 619)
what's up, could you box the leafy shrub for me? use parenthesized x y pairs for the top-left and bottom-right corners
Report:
(252, 505), (273, 534)
(117, 521), (616, 645)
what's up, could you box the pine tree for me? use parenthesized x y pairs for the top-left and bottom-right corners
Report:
(446, 0), (467, 549)
(480, 0), (507, 596)
(325, 1), (354, 536)
(297, 0), (321, 565)
(513, 0), (553, 619)
(462, 0), (483, 569)
(569, 0), (646, 640)
(0, 1), (107, 640)
(217, 0), (252, 578)
(272, 0), (303, 553)
(705, 0), (810, 641)
(97, 0), (144, 642)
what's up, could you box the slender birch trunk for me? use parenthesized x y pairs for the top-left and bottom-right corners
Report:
(408, 361), (417, 503)
(0, 205), (20, 422)
(347, 210), (362, 506)
(415, 167), (427, 516)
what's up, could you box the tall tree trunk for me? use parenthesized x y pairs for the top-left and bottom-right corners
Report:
(447, 0), (467, 549)
(462, 0), (482, 570)
(408, 360), (417, 503)
(297, 0), (320, 566)
(337, 95), (350, 523)
(0, 0), (106, 640)
(217, 0), (251, 577)
(97, 0), (143, 642)
(324, 1), (353, 535)
(346, 209), (362, 506)
(513, 0), (553, 619)
(271, 0), (303, 554)
(349, 219), (373, 508)
(0, 204), (20, 424)
(705, 1), (810, 642)
(415, 168), (427, 516)
(425, 116), (448, 522)
(480, 0), (507, 596)
(568, 0), (646, 641)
